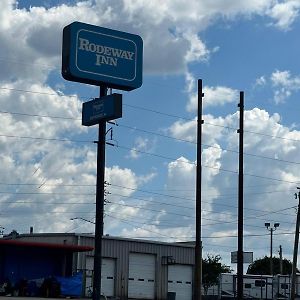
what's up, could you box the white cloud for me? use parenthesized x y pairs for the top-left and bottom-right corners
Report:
(271, 70), (300, 103)
(0, 0), (300, 261)
(0, 82), (82, 138)
(0, 0), (297, 83)
(0, 78), (160, 234)
(166, 106), (300, 262)
(129, 137), (154, 159)
(255, 76), (267, 86)
(185, 71), (196, 94)
(268, 0), (300, 31)
(168, 118), (197, 143)
(187, 85), (239, 111)
(167, 156), (195, 191)
(271, 70), (300, 87)
(184, 31), (210, 63)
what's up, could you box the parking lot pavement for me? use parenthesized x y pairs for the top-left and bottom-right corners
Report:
(0, 298), (88, 300)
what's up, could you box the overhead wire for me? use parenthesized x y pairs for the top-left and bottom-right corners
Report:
(3, 131), (300, 184)
(0, 181), (295, 219)
(2, 86), (300, 239)
(1, 87), (300, 143)
(1, 108), (300, 166)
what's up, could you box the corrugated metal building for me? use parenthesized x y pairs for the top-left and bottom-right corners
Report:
(11, 233), (195, 300)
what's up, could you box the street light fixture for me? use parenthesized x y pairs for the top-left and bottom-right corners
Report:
(265, 222), (280, 275)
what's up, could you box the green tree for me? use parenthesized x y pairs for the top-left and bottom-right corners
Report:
(247, 256), (295, 275)
(202, 254), (231, 295)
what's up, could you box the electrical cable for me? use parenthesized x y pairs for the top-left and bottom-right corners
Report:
(2, 109), (300, 166)
(1, 87), (300, 143)
(107, 183), (298, 217)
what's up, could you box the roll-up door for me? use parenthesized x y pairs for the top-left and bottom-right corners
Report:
(85, 256), (115, 297)
(168, 264), (192, 300)
(128, 253), (156, 299)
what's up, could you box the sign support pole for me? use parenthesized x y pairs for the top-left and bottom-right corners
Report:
(237, 91), (244, 299)
(93, 85), (107, 300)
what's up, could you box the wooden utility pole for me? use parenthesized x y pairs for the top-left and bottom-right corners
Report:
(194, 79), (204, 300)
(291, 187), (300, 300)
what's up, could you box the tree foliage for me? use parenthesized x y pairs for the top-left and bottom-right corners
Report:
(202, 254), (231, 294)
(247, 256), (295, 275)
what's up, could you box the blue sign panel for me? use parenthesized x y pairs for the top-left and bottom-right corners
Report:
(62, 22), (143, 91)
(82, 94), (122, 126)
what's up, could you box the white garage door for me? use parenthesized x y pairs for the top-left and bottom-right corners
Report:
(85, 256), (115, 297)
(128, 253), (156, 299)
(168, 265), (193, 300)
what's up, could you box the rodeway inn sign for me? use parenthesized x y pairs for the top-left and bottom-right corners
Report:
(62, 22), (143, 91)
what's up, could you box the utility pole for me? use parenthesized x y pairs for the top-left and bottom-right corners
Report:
(264, 222), (280, 275)
(291, 187), (300, 300)
(194, 79), (204, 300)
(279, 245), (283, 274)
(237, 91), (244, 300)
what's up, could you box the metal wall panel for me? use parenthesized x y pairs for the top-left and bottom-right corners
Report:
(168, 264), (193, 300)
(85, 256), (116, 297)
(128, 253), (156, 299)
(15, 233), (194, 300)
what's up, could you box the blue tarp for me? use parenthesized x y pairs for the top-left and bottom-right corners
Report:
(55, 272), (82, 297)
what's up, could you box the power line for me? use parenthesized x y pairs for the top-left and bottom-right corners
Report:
(108, 182), (295, 201)
(105, 213), (178, 240)
(107, 183), (297, 215)
(117, 123), (300, 165)
(110, 144), (300, 184)
(0, 180), (295, 192)
(104, 211), (297, 240)
(106, 195), (296, 227)
(0, 191), (95, 196)
(0, 179), (294, 212)
(0, 86), (79, 99)
(0, 179), (296, 220)
(2, 122), (299, 167)
(0, 110), (81, 120)
(124, 103), (191, 121)
(2, 88), (300, 143)
(0, 192), (294, 226)
(0, 133), (91, 143)
(2, 128), (300, 169)
(2, 108), (300, 166)
(107, 196), (296, 227)
(106, 214), (266, 238)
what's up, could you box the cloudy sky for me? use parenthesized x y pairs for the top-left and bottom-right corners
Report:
(1, 0), (300, 270)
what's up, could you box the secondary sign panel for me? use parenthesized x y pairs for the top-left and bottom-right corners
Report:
(82, 94), (122, 126)
(231, 251), (253, 264)
(62, 22), (143, 91)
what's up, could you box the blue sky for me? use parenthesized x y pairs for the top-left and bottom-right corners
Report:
(1, 0), (300, 270)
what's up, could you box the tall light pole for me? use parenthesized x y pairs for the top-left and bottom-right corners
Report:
(265, 222), (280, 275)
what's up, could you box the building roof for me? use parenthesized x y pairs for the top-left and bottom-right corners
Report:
(0, 238), (93, 252)
(4, 232), (195, 249)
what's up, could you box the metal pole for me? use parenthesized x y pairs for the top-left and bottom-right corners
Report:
(93, 86), (107, 300)
(270, 228), (273, 276)
(279, 245), (283, 274)
(194, 79), (204, 300)
(291, 188), (300, 300)
(237, 91), (244, 300)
